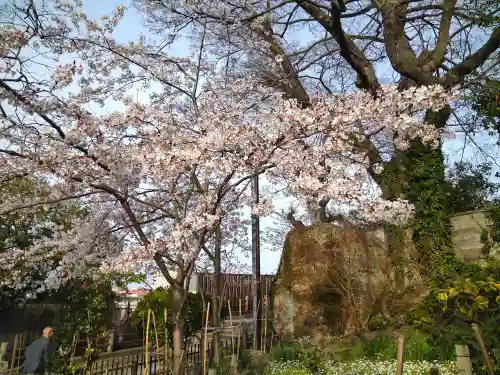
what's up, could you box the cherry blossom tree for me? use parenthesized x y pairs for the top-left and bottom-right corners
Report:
(133, 0), (500, 280)
(1, 1), (457, 372)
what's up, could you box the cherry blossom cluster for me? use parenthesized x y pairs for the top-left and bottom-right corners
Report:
(0, 1), (457, 294)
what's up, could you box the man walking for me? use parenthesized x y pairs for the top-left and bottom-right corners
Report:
(20, 327), (55, 375)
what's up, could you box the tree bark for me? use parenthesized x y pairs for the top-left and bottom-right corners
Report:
(211, 224), (222, 365)
(251, 176), (262, 350)
(378, 152), (408, 290)
(172, 288), (185, 375)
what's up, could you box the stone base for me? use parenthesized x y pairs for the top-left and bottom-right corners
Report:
(0, 361), (8, 371)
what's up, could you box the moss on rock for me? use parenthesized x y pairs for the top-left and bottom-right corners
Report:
(273, 223), (391, 341)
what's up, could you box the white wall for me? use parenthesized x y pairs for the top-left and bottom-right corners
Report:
(150, 273), (199, 293)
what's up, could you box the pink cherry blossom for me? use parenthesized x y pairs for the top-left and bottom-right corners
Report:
(0, 1), (457, 294)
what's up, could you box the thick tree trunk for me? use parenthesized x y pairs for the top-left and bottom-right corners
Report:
(379, 152), (408, 290)
(356, 229), (374, 327)
(172, 288), (185, 375)
(379, 107), (455, 282)
(404, 108), (456, 276)
(211, 225), (222, 365)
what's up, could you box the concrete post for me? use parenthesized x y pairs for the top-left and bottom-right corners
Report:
(107, 329), (115, 353)
(455, 344), (473, 375)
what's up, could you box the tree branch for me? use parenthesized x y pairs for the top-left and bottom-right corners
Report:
(373, 0), (437, 86)
(297, 0), (380, 92)
(443, 27), (500, 87)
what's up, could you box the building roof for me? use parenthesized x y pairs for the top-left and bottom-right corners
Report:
(115, 288), (150, 296)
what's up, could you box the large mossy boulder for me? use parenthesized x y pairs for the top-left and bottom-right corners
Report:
(272, 223), (393, 341)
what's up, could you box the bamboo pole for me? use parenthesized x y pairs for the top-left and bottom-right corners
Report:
(201, 304), (205, 371)
(152, 312), (160, 350)
(70, 332), (78, 365)
(145, 309), (151, 375)
(203, 303), (211, 375)
(471, 323), (494, 375)
(237, 299), (242, 357)
(164, 308), (169, 374)
(228, 300), (235, 356)
(10, 334), (18, 371)
(236, 327), (241, 360)
(263, 296), (268, 353)
(255, 299), (261, 351)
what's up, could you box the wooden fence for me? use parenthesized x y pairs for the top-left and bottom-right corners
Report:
(0, 331), (145, 367)
(87, 339), (236, 375)
(2, 339), (239, 375)
(195, 273), (274, 311)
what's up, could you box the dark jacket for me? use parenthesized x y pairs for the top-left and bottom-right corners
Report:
(20, 336), (53, 374)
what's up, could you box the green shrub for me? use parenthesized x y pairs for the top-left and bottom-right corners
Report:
(416, 257), (500, 374)
(360, 335), (396, 359)
(269, 343), (322, 372)
(296, 346), (322, 372)
(327, 328), (431, 362)
(238, 349), (253, 371)
(367, 316), (387, 331)
(334, 341), (365, 362)
(404, 328), (432, 361)
(270, 344), (300, 362)
(131, 287), (208, 345)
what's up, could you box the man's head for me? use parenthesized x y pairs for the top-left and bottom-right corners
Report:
(42, 327), (54, 339)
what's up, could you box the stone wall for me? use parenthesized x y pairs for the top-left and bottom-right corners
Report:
(450, 210), (492, 261)
(370, 209), (494, 262)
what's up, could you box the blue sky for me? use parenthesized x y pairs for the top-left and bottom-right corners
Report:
(80, 1), (499, 277)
